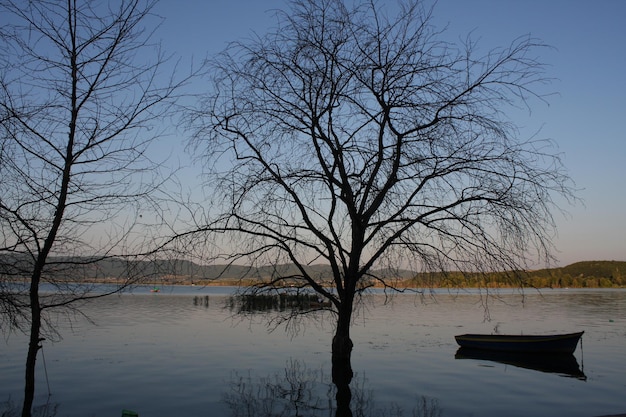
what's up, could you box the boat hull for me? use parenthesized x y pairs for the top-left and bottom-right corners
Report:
(454, 331), (584, 354)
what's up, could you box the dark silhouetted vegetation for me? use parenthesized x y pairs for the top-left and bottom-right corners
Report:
(228, 292), (331, 314)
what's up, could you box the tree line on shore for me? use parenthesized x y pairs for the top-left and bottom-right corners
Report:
(405, 261), (626, 289)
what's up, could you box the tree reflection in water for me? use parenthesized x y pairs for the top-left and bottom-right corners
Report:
(0, 398), (57, 417)
(222, 359), (441, 417)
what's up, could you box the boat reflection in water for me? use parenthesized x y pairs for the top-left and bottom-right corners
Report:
(455, 348), (587, 381)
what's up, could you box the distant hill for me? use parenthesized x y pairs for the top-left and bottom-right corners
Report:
(560, 260), (625, 279)
(404, 261), (626, 288)
(524, 261), (626, 288)
(1, 255), (624, 288)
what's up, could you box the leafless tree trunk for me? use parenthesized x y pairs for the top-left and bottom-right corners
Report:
(186, 0), (575, 415)
(0, 1), (191, 415)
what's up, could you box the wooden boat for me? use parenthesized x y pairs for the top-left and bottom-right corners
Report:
(454, 331), (584, 354)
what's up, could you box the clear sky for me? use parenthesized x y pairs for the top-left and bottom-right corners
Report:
(153, 0), (625, 267)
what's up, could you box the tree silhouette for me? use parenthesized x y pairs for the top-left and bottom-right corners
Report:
(186, 1), (574, 415)
(0, 1), (191, 415)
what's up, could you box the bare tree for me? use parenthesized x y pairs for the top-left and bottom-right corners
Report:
(0, 1), (191, 415)
(188, 0), (573, 415)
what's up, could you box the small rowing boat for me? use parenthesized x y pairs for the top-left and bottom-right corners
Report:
(454, 331), (584, 354)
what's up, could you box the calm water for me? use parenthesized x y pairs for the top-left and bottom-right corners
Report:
(1, 287), (625, 417)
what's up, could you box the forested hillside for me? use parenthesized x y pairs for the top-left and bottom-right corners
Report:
(406, 261), (626, 288)
(525, 261), (625, 288)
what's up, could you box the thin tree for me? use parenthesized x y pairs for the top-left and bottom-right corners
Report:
(0, 1), (190, 415)
(188, 0), (573, 415)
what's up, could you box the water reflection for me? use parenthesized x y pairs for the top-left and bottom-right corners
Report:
(0, 398), (58, 417)
(455, 348), (587, 380)
(193, 295), (210, 307)
(222, 359), (442, 417)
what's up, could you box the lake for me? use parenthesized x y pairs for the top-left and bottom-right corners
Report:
(1, 287), (625, 417)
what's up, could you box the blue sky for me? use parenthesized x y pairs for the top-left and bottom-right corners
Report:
(154, 0), (625, 266)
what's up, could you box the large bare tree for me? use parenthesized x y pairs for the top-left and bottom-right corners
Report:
(0, 1), (190, 415)
(188, 0), (573, 415)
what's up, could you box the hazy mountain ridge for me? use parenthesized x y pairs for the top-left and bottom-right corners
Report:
(1, 255), (624, 287)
